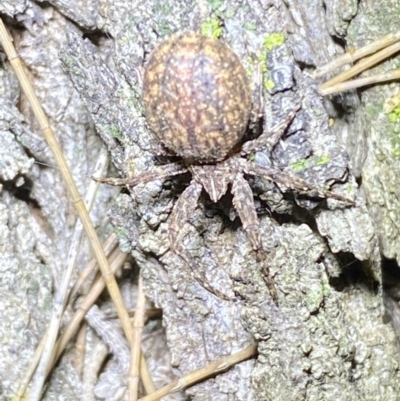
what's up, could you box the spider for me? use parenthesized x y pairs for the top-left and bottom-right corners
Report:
(97, 33), (352, 301)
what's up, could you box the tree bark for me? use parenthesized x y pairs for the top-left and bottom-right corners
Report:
(1, 1), (399, 400)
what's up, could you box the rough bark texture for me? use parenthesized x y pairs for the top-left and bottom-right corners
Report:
(1, 1), (400, 401)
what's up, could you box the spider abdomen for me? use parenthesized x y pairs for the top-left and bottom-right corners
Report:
(143, 33), (251, 162)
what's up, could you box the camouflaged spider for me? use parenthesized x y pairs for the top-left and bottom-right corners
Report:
(97, 33), (351, 301)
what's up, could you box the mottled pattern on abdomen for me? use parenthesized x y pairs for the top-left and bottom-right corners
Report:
(143, 33), (251, 162)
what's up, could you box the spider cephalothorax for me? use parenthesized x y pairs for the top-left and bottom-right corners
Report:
(99, 33), (352, 301)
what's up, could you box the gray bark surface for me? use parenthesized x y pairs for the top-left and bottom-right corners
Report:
(1, 1), (400, 400)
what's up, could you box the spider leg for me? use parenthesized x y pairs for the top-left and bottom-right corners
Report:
(169, 180), (232, 301)
(231, 172), (278, 302)
(169, 180), (203, 248)
(92, 162), (187, 187)
(231, 173), (262, 250)
(241, 105), (300, 155)
(244, 162), (354, 204)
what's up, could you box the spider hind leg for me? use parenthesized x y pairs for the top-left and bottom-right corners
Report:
(231, 172), (278, 302)
(169, 180), (232, 301)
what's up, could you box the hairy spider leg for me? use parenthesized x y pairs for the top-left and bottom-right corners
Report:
(243, 162), (353, 204)
(168, 180), (203, 250)
(93, 162), (187, 187)
(168, 180), (232, 300)
(241, 105), (300, 155)
(231, 171), (278, 302)
(96, 161), (232, 300)
(231, 172), (262, 250)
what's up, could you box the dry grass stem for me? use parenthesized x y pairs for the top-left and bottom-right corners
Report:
(0, 16), (133, 385)
(14, 334), (47, 401)
(14, 234), (119, 400)
(75, 323), (88, 378)
(51, 250), (127, 369)
(139, 344), (257, 401)
(128, 276), (147, 401)
(51, 250), (154, 394)
(313, 31), (400, 78)
(70, 232), (119, 299)
(28, 147), (108, 400)
(320, 69), (400, 95)
(14, 252), (126, 401)
(319, 41), (400, 92)
(0, 19), (150, 399)
(14, 244), (126, 400)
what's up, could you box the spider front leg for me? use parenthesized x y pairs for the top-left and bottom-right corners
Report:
(241, 105), (300, 155)
(169, 180), (203, 249)
(231, 173), (278, 302)
(93, 162), (187, 187)
(169, 180), (232, 301)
